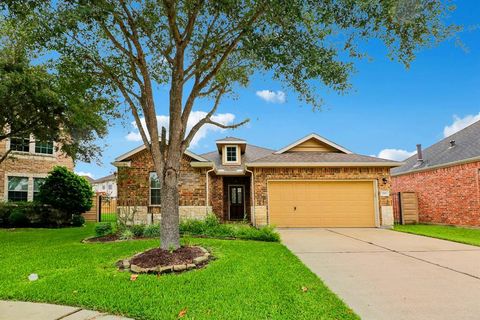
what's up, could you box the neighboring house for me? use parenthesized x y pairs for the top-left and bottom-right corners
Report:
(92, 173), (117, 198)
(81, 175), (95, 185)
(0, 136), (73, 202)
(114, 133), (400, 227)
(392, 121), (480, 227)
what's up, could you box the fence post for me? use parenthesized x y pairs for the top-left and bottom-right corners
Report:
(98, 195), (102, 222)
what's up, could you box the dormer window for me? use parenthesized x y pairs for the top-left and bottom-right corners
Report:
(224, 145), (239, 164)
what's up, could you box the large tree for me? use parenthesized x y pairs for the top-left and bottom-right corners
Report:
(0, 17), (116, 164)
(5, 0), (456, 249)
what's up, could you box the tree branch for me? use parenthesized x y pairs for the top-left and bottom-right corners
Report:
(0, 149), (12, 165)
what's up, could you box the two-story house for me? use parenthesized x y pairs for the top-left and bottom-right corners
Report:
(0, 136), (73, 202)
(114, 134), (400, 228)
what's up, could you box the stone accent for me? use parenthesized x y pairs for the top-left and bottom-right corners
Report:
(118, 246), (211, 274)
(117, 205), (211, 225)
(380, 206), (394, 228)
(392, 161), (480, 226)
(252, 167), (392, 226)
(0, 138), (74, 201)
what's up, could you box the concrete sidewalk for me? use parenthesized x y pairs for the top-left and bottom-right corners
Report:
(0, 301), (133, 320)
(280, 228), (480, 320)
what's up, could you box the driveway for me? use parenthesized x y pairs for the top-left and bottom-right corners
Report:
(279, 228), (480, 320)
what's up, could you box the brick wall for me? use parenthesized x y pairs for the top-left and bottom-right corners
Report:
(117, 149), (208, 207)
(252, 167), (393, 226)
(392, 161), (480, 226)
(0, 139), (74, 200)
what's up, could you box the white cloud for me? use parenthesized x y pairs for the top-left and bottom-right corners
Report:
(256, 90), (286, 104)
(125, 111), (236, 147)
(443, 113), (480, 137)
(375, 149), (416, 161)
(75, 171), (94, 179)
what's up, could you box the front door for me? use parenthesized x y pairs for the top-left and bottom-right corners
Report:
(229, 185), (245, 220)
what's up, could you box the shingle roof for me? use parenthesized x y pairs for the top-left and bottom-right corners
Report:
(201, 144), (274, 173)
(215, 136), (246, 142)
(249, 152), (399, 165)
(93, 173), (116, 184)
(392, 120), (480, 175)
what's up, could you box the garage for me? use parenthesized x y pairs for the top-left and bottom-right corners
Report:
(267, 180), (377, 227)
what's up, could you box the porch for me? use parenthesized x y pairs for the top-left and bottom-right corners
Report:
(209, 174), (252, 222)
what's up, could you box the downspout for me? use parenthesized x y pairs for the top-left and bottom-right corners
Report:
(245, 166), (255, 226)
(205, 167), (215, 215)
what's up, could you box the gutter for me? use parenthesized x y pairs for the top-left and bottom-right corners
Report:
(391, 156), (480, 177)
(245, 161), (403, 168)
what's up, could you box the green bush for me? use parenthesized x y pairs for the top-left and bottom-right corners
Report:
(143, 224), (160, 238)
(119, 229), (134, 240)
(8, 209), (29, 227)
(0, 202), (57, 227)
(95, 222), (113, 237)
(71, 214), (85, 227)
(179, 217), (280, 242)
(37, 167), (94, 217)
(130, 224), (145, 237)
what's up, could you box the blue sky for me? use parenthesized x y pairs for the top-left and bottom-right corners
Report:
(75, 1), (480, 179)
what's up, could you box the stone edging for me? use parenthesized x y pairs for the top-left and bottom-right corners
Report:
(116, 246), (211, 274)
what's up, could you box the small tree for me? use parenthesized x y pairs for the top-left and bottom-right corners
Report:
(38, 166), (94, 217)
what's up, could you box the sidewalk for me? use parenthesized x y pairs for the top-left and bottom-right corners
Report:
(0, 301), (134, 320)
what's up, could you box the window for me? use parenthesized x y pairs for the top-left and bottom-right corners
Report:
(8, 177), (28, 202)
(10, 136), (30, 152)
(35, 140), (54, 154)
(225, 146), (238, 163)
(33, 178), (46, 201)
(150, 172), (161, 205)
(108, 184), (113, 190)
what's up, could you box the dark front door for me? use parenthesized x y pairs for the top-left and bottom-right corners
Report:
(229, 185), (245, 220)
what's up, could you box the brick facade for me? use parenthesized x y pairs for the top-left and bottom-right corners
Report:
(252, 167), (393, 226)
(392, 161), (480, 226)
(0, 138), (74, 201)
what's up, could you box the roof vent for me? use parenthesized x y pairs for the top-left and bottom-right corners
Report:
(449, 140), (456, 148)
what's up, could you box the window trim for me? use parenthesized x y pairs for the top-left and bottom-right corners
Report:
(7, 176), (29, 202)
(6, 134), (56, 157)
(4, 173), (48, 202)
(223, 145), (240, 165)
(149, 172), (161, 206)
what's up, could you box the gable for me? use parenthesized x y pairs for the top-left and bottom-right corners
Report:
(275, 133), (352, 154)
(288, 138), (341, 153)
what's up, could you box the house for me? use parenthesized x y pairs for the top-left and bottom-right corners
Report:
(0, 136), (73, 202)
(114, 133), (400, 227)
(92, 173), (117, 198)
(392, 121), (480, 227)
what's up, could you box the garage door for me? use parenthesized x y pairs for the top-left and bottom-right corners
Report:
(268, 181), (376, 227)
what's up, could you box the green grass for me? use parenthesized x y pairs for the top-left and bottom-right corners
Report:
(394, 224), (480, 247)
(0, 224), (357, 320)
(99, 212), (117, 222)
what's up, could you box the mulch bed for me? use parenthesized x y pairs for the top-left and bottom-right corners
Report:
(131, 246), (204, 268)
(84, 234), (146, 243)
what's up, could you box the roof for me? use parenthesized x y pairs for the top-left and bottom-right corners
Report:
(201, 144), (274, 174)
(80, 176), (94, 184)
(247, 152), (400, 167)
(93, 173), (116, 184)
(114, 143), (209, 162)
(275, 133), (352, 154)
(392, 120), (480, 176)
(216, 136), (246, 143)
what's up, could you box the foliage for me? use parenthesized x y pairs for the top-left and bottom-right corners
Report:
(180, 217), (280, 242)
(0, 201), (69, 227)
(143, 224), (160, 238)
(71, 214), (85, 227)
(395, 224), (480, 247)
(0, 225), (358, 319)
(129, 224), (145, 237)
(119, 228), (134, 240)
(0, 28), (115, 164)
(7, 209), (28, 227)
(94, 222), (113, 237)
(38, 166), (94, 216)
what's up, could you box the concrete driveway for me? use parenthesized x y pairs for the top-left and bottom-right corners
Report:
(279, 228), (480, 320)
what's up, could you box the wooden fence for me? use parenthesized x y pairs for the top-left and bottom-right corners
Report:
(82, 194), (118, 222)
(392, 192), (419, 224)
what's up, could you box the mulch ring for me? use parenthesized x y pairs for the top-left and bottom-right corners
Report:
(82, 234), (146, 243)
(117, 246), (211, 274)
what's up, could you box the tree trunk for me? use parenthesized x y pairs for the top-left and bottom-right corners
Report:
(160, 165), (181, 250)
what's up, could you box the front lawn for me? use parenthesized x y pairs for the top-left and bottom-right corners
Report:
(394, 224), (480, 247)
(0, 224), (357, 320)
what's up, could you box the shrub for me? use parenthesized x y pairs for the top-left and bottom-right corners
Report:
(119, 229), (134, 240)
(204, 213), (220, 227)
(37, 167), (94, 217)
(8, 210), (29, 227)
(71, 215), (85, 227)
(130, 224), (145, 237)
(95, 222), (113, 237)
(143, 224), (160, 238)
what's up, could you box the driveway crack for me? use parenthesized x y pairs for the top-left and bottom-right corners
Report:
(326, 229), (480, 281)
